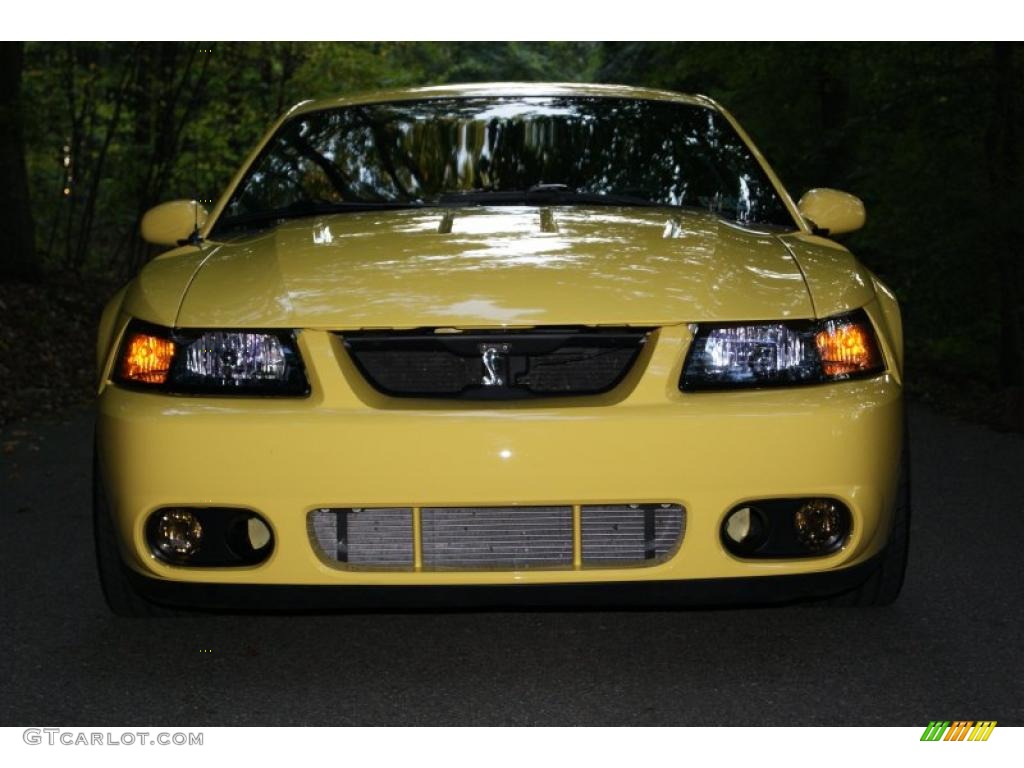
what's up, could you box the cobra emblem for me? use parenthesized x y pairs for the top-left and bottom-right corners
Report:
(480, 345), (505, 386)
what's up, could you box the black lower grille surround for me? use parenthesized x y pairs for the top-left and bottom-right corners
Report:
(341, 327), (651, 399)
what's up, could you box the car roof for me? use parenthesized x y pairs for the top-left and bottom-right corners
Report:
(287, 82), (717, 118)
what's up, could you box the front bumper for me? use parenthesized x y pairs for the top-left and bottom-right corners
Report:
(96, 324), (904, 589)
(128, 551), (886, 610)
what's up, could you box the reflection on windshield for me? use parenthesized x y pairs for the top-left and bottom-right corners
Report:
(219, 96), (794, 232)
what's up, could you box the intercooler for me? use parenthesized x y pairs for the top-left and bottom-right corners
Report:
(308, 503), (685, 570)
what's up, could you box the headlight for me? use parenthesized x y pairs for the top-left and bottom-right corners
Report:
(681, 309), (883, 390)
(115, 320), (309, 395)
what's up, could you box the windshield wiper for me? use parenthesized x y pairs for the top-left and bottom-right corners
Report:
(213, 200), (426, 235)
(437, 184), (662, 208)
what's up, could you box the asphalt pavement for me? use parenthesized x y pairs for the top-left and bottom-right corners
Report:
(1, 403), (1021, 725)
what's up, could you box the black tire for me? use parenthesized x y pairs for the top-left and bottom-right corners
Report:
(93, 454), (176, 617)
(830, 436), (911, 607)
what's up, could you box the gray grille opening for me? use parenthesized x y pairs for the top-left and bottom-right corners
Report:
(581, 504), (685, 565)
(309, 507), (414, 568)
(422, 506), (573, 569)
(309, 503), (685, 570)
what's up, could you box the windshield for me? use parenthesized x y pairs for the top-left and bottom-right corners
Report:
(215, 96), (796, 233)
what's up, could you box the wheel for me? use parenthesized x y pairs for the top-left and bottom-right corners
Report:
(93, 452), (175, 617)
(830, 435), (911, 606)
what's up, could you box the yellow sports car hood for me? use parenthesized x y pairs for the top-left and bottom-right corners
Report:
(176, 206), (817, 329)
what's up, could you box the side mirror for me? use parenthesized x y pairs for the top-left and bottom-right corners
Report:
(140, 200), (208, 247)
(797, 188), (865, 236)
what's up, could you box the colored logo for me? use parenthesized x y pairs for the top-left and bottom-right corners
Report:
(920, 721), (997, 741)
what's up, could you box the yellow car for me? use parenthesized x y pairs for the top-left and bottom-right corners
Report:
(94, 83), (907, 615)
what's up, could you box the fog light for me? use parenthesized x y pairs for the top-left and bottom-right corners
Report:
(722, 506), (768, 553)
(794, 499), (845, 552)
(154, 509), (202, 559)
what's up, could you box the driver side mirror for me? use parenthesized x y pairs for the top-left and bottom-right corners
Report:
(140, 200), (208, 247)
(797, 188), (865, 236)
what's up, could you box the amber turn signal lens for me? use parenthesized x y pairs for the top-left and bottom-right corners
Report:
(120, 332), (176, 384)
(815, 321), (880, 378)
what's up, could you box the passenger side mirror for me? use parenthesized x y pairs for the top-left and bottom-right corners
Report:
(140, 200), (208, 247)
(797, 188), (865, 236)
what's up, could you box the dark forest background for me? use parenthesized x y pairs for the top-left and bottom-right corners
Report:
(0, 42), (1021, 428)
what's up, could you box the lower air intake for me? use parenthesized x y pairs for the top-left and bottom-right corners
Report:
(581, 504), (685, 565)
(421, 506), (574, 569)
(308, 504), (685, 570)
(309, 507), (414, 567)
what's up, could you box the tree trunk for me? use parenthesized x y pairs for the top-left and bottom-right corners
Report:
(0, 42), (38, 281)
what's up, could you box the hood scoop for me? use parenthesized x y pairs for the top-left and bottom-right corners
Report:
(432, 205), (564, 237)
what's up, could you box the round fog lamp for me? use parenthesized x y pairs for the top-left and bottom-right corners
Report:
(794, 500), (844, 552)
(155, 509), (203, 559)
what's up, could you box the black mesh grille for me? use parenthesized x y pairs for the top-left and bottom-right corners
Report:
(342, 327), (650, 399)
(355, 350), (470, 394)
(525, 347), (639, 393)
